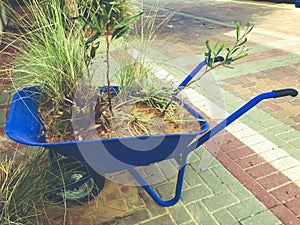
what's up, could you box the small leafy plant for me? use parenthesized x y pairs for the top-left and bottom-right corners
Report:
(188, 22), (254, 87)
(205, 22), (254, 68)
(161, 22), (254, 114)
(73, 0), (143, 113)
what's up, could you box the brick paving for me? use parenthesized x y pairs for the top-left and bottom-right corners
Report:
(1, 0), (300, 225)
(209, 131), (300, 224)
(131, 0), (300, 224)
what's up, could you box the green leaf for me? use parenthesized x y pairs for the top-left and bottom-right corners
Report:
(230, 47), (239, 55)
(113, 12), (143, 30)
(225, 48), (231, 59)
(107, 3), (114, 18)
(236, 22), (241, 40)
(224, 58), (233, 65)
(205, 49), (211, 60)
(213, 42), (219, 50)
(90, 46), (96, 59)
(216, 41), (226, 56)
(245, 23), (254, 35)
(237, 37), (247, 47)
(77, 16), (86, 27)
(94, 41), (100, 49)
(208, 59), (214, 67)
(205, 40), (211, 51)
(232, 53), (248, 61)
(201, 22), (253, 71)
(85, 32), (101, 46)
(112, 27), (128, 40)
(90, 12), (99, 27)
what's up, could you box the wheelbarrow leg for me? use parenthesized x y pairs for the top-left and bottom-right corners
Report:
(128, 155), (189, 207)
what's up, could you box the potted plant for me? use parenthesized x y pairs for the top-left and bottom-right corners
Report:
(3, 0), (253, 141)
(4, 0), (280, 206)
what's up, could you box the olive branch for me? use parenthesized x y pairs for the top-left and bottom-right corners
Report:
(205, 22), (254, 68)
(187, 22), (254, 87)
(161, 22), (254, 116)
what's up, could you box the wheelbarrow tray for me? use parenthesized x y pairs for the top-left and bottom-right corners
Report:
(5, 86), (298, 207)
(5, 87), (209, 173)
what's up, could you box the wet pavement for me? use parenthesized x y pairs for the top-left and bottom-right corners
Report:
(1, 0), (300, 224)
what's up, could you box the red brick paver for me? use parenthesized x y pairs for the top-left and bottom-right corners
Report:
(246, 163), (278, 180)
(204, 130), (300, 224)
(271, 204), (300, 225)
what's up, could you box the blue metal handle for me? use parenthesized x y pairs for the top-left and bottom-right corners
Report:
(177, 60), (207, 90)
(187, 89), (298, 153)
(174, 56), (224, 94)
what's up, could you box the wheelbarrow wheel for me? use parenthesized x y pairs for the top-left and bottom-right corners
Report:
(46, 157), (105, 205)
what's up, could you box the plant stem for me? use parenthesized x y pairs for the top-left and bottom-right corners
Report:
(160, 63), (223, 117)
(105, 23), (113, 116)
(84, 51), (92, 86)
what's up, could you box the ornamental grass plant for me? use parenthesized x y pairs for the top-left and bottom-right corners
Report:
(0, 151), (63, 224)
(1, 0), (253, 141)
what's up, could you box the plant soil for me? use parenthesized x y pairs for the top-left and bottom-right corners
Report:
(41, 96), (203, 143)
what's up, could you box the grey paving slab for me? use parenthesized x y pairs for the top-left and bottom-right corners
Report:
(169, 204), (191, 225)
(202, 192), (239, 212)
(228, 198), (269, 221)
(181, 184), (214, 205)
(187, 201), (219, 225)
(240, 210), (282, 225)
(213, 209), (238, 225)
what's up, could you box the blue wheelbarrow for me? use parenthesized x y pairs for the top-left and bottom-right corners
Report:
(5, 59), (298, 206)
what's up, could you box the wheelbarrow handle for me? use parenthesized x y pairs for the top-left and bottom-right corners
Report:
(177, 56), (224, 89)
(273, 88), (298, 98)
(186, 88), (298, 153)
(176, 60), (207, 89)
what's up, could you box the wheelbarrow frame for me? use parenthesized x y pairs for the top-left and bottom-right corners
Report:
(5, 77), (298, 207)
(129, 89), (298, 206)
